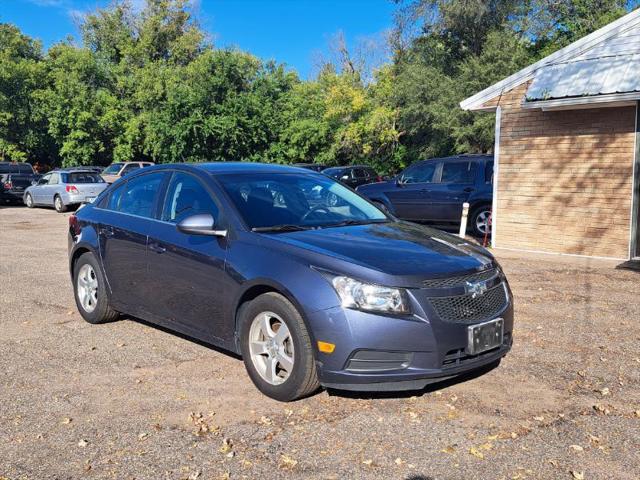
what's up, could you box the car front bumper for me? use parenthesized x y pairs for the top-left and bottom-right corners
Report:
(308, 284), (514, 391)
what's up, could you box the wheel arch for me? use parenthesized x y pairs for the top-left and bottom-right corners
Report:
(232, 279), (316, 355)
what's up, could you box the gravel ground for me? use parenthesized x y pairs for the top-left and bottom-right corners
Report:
(1, 206), (639, 480)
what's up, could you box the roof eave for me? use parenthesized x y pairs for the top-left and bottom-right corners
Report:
(460, 8), (640, 111)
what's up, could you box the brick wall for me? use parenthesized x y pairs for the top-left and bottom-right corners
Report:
(482, 83), (636, 259)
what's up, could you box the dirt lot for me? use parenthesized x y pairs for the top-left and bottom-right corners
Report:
(1, 206), (639, 480)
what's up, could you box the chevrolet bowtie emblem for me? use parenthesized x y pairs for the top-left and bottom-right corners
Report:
(465, 280), (488, 298)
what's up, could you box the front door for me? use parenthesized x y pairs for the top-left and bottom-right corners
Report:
(146, 171), (231, 342)
(386, 162), (437, 220)
(98, 171), (166, 311)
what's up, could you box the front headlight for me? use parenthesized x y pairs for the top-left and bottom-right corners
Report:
(331, 276), (410, 314)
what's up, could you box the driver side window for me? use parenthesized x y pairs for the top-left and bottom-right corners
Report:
(39, 174), (51, 185)
(162, 172), (219, 224)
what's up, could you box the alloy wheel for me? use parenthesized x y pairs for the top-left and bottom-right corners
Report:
(475, 210), (491, 235)
(55, 196), (63, 211)
(77, 264), (98, 313)
(248, 311), (295, 385)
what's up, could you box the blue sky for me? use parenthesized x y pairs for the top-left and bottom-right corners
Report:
(0, 0), (397, 78)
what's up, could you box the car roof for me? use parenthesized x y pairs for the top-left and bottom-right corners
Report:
(145, 162), (313, 175)
(415, 154), (493, 165)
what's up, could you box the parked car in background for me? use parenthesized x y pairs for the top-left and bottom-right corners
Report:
(357, 154), (494, 236)
(0, 162), (39, 205)
(68, 162), (513, 401)
(24, 169), (108, 212)
(101, 161), (154, 183)
(293, 163), (328, 172)
(322, 165), (382, 189)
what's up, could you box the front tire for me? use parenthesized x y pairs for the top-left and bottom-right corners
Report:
(54, 195), (67, 213)
(73, 252), (119, 324)
(25, 193), (34, 208)
(239, 293), (320, 401)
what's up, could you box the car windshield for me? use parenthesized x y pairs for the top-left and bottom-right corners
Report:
(66, 172), (105, 183)
(217, 173), (388, 231)
(103, 163), (124, 174)
(322, 168), (344, 177)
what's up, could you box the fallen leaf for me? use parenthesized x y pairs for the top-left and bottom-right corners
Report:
(362, 459), (373, 466)
(188, 470), (201, 480)
(394, 457), (404, 466)
(533, 416), (545, 422)
(469, 447), (484, 459)
(138, 432), (148, 440)
(61, 417), (72, 425)
(569, 445), (583, 452)
(77, 439), (88, 448)
(219, 438), (233, 454)
(570, 471), (584, 480)
(259, 416), (273, 426)
(599, 387), (610, 396)
(441, 445), (456, 454)
(279, 454), (298, 470)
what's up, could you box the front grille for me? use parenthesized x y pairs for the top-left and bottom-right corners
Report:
(428, 283), (507, 323)
(422, 268), (498, 289)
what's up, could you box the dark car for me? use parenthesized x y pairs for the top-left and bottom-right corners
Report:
(293, 163), (328, 172)
(357, 155), (494, 236)
(0, 162), (39, 205)
(68, 163), (513, 401)
(322, 165), (382, 189)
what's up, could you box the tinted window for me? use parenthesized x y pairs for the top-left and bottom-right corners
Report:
(353, 168), (367, 178)
(122, 164), (140, 175)
(112, 172), (163, 218)
(323, 168), (345, 178)
(365, 168), (377, 178)
(162, 172), (219, 224)
(401, 163), (436, 184)
(0, 164), (34, 174)
(65, 172), (105, 184)
(440, 161), (476, 184)
(485, 161), (494, 183)
(38, 174), (51, 185)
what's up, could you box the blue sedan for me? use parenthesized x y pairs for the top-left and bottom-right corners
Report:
(68, 163), (513, 401)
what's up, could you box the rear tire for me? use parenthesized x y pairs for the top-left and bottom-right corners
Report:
(25, 193), (34, 208)
(54, 195), (67, 213)
(239, 292), (320, 401)
(470, 205), (492, 237)
(73, 252), (119, 324)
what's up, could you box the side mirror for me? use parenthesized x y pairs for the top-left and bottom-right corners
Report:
(31, 180), (38, 186)
(177, 213), (227, 237)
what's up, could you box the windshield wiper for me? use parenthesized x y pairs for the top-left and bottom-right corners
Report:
(322, 219), (390, 229)
(252, 224), (313, 233)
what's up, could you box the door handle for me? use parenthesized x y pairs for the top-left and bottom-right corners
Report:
(149, 243), (166, 254)
(99, 226), (114, 237)
(463, 187), (475, 193)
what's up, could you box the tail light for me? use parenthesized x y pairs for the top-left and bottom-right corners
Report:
(66, 185), (79, 194)
(376, 176), (382, 182)
(3, 181), (12, 190)
(69, 214), (81, 237)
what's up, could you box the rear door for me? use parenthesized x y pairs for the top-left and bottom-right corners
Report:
(425, 159), (478, 222)
(146, 171), (232, 341)
(97, 171), (167, 312)
(385, 162), (438, 220)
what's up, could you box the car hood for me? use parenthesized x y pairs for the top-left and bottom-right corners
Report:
(264, 221), (494, 284)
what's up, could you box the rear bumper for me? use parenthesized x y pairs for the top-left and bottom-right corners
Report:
(1, 190), (26, 202)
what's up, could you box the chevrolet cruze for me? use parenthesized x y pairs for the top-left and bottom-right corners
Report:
(68, 163), (513, 401)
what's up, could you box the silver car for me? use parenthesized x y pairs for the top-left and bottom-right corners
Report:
(24, 169), (108, 213)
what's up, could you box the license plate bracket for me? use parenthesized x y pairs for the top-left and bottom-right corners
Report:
(466, 318), (504, 355)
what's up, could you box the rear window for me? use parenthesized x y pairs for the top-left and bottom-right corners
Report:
(0, 163), (34, 174)
(103, 163), (124, 175)
(65, 172), (105, 184)
(323, 168), (345, 177)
